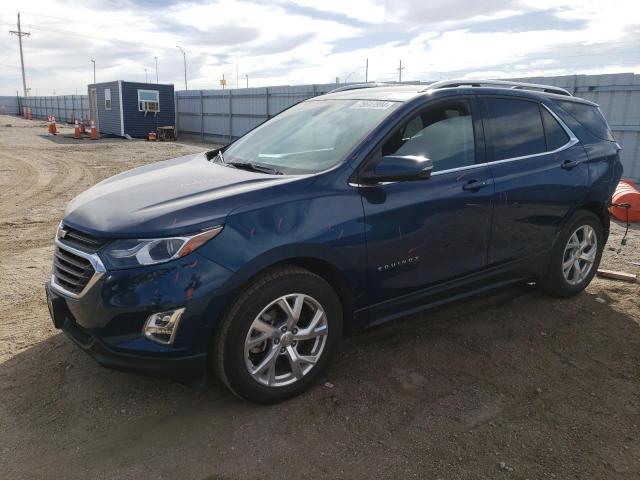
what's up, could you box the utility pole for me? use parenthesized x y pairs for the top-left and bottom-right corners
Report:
(365, 58), (369, 83)
(176, 45), (188, 90)
(397, 60), (404, 83)
(9, 12), (30, 97)
(154, 56), (158, 83)
(245, 74), (248, 88)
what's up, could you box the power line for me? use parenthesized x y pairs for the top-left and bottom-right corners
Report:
(19, 10), (108, 27)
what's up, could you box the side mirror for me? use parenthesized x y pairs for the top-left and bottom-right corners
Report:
(361, 155), (433, 184)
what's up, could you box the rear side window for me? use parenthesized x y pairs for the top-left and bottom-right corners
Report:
(541, 107), (570, 150)
(484, 98), (546, 160)
(556, 100), (614, 141)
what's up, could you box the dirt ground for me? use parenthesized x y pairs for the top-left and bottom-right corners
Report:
(1, 114), (639, 480)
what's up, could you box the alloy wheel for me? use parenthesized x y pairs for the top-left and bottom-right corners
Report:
(562, 224), (598, 285)
(244, 293), (328, 387)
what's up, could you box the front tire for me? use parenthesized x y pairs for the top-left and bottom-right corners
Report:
(212, 266), (342, 404)
(540, 211), (604, 297)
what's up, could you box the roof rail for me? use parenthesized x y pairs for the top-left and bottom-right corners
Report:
(420, 79), (572, 97)
(326, 82), (404, 94)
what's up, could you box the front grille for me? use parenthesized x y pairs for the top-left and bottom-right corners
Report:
(53, 246), (96, 294)
(59, 225), (107, 253)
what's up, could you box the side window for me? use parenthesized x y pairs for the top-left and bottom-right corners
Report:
(485, 98), (546, 160)
(541, 107), (569, 151)
(104, 89), (111, 110)
(381, 101), (475, 173)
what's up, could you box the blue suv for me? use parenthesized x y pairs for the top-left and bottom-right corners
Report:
(46, 80), (623, 403)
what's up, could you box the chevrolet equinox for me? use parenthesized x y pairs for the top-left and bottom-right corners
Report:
(46, 80), (623, 403)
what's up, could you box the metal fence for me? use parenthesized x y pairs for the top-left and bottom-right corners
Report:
(0, 95), (19, 115)
(18, 95), (90, 123)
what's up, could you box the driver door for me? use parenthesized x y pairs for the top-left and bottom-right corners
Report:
(358, 96), (494, 310)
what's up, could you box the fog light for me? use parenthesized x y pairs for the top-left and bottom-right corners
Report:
(143, 308), (185, 345)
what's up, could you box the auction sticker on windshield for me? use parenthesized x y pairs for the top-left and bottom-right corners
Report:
(350, 100), (395, 110)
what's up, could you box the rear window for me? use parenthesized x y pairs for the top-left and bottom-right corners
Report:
(556, 100), (614, 141)
(484, 98), (546, 161)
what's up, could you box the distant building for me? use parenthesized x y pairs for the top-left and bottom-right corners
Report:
(88, 81), (174, 137)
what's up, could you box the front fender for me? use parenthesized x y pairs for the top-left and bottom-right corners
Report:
(196, 189), (368, 308)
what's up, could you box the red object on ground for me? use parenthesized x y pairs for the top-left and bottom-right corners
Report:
(74, 119), (81, 139)
(50, 115), (57, 135)
(90, 120), (99, 140)
(610, 179), (640, 222)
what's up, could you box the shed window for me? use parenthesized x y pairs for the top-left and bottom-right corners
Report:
(138, 89), (160, 112)
(104, 89), (111, 110)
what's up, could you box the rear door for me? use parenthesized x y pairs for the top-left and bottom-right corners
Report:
(479, 95), (589, 268)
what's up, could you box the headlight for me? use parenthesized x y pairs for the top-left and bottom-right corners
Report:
(102, 226), (223, 269)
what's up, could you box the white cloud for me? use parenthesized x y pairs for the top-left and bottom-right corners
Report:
(0, 0), (638, 95)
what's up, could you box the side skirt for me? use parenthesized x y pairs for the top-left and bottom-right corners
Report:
(354, 254), (546, 330)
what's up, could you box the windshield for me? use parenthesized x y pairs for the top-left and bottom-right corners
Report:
(222, 99), (401, 174)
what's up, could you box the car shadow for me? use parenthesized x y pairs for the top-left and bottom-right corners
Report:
(1, 283), (639, 479)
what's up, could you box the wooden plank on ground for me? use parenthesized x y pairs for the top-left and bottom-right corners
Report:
(597, 269), (637, 283)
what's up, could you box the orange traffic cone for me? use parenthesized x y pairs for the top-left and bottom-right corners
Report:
(90, 120), (98, 140)
(47, 115), (52, 135)
(51, 115), (57, 135)
(74, 119), (81, 139)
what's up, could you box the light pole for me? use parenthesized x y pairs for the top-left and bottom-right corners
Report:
(154, 56), (159, 83)
(144, 68), (148, 83)
(91, 59), (96, 84)
(176, 45), (187, 90)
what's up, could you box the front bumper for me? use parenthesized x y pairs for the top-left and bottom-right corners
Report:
(46, 251), (235, 383)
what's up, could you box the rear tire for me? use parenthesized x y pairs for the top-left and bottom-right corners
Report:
(211, 265), (342, 404)
(540, 211), (604, 297)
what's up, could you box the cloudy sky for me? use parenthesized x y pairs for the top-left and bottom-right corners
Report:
(0, 0), (638, 95)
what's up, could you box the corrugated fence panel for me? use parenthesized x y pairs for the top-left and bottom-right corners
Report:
(0, 96), (19, 115)
(16, 95), (90, 122)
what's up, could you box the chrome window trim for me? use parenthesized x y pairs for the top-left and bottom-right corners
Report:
(50, 238), (106, 299)
(349, 102), (580, 185)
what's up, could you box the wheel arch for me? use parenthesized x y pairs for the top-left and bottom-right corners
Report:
(217, 247), (360, 337)
(577, 201), (610, 239)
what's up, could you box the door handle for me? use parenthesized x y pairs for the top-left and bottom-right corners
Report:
(462, 179), (491, 191)
(561, 159), (579, 170)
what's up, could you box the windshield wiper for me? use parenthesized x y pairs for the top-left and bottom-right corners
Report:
(213, 151), (226, 164)
(226, 162), (284, 175)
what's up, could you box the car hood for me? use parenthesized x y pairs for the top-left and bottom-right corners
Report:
(63, 153), (297, 238)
